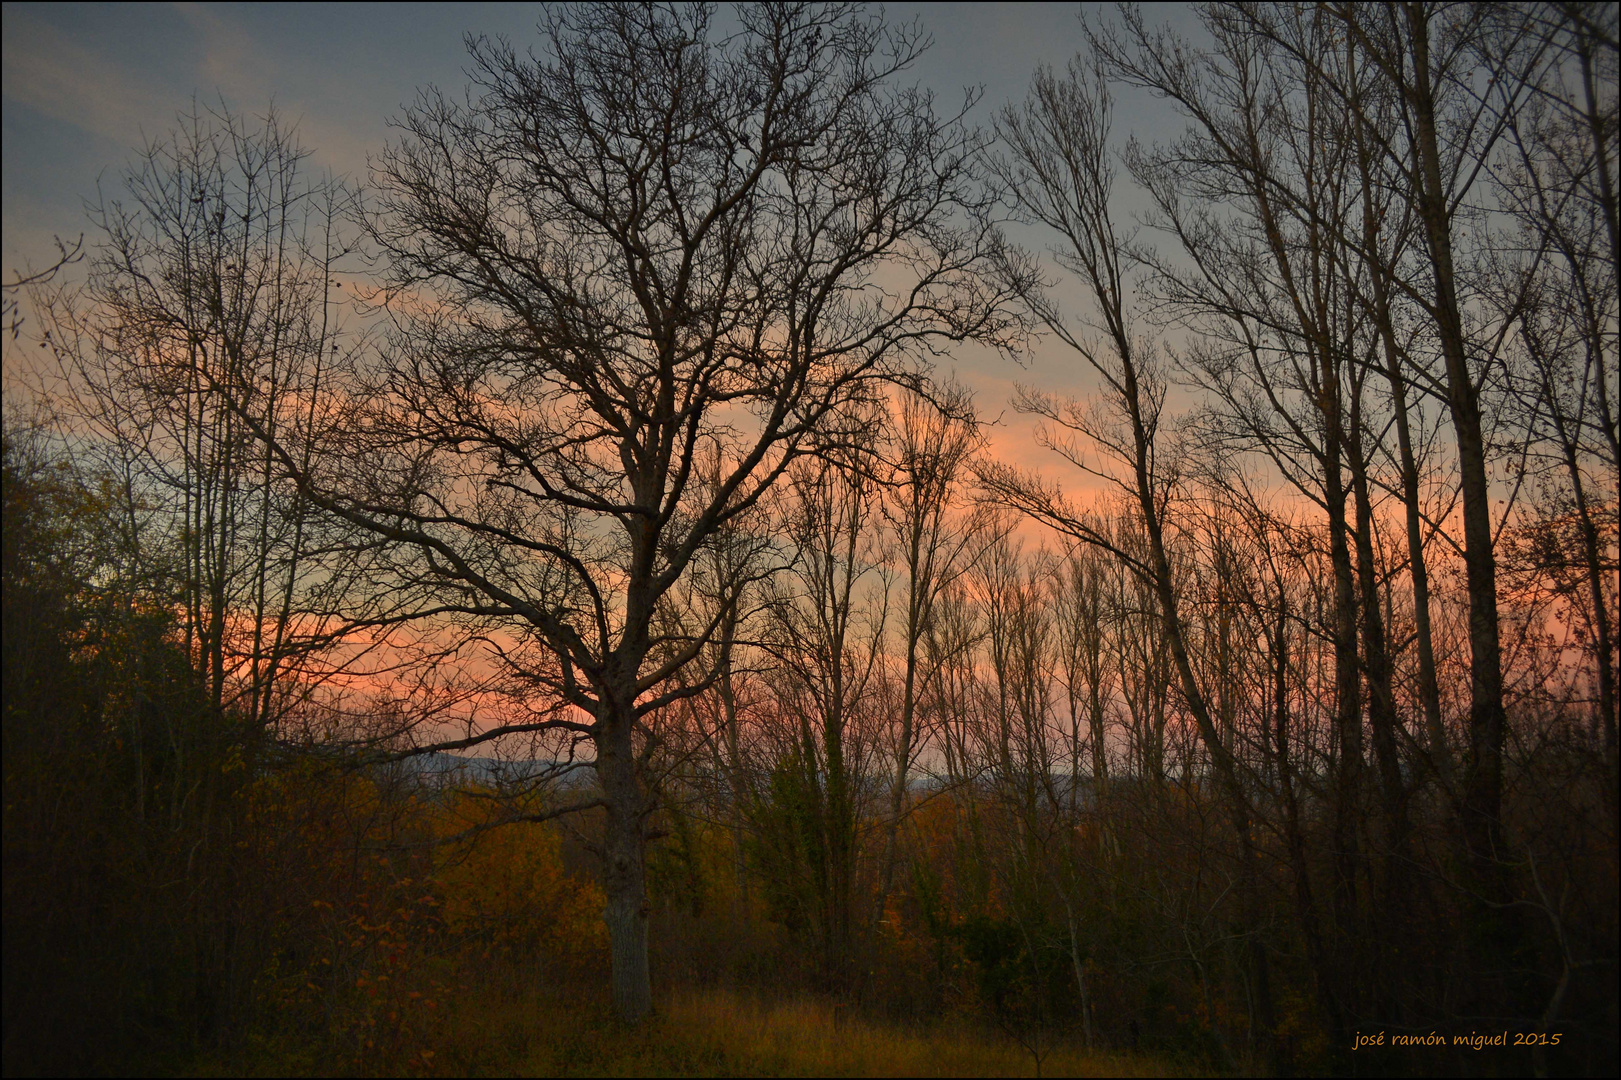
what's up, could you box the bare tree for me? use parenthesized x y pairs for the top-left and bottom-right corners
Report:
(4, 235), (82, 342)
(1319, 0), (1550, 876)
(873, 384), (983, 914)
(980, 46), (1282, 1061)
(1053, 542), (1114, 838)
(196, 4), (1020, 1022)
(1090, 4), (1436, 1014)
(760, 442), (888, 991)
(1494, 1), (1619, 800)
(32, 105), (365, 742)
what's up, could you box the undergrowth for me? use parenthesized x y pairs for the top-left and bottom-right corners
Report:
(201, 982), (1189, 1078)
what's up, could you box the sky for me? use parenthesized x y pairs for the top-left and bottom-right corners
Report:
(1, 1), (1203, 491)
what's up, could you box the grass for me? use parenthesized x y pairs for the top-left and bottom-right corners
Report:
(201, 975), (1190, 1077)
(441, 985), (1184, 1078)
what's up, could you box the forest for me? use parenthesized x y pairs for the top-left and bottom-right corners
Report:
(2, 3), (1616, 1076)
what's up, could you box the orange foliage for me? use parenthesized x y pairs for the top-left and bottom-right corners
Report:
(431, 795), (608, 970)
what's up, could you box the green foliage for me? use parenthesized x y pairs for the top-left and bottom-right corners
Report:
(957, 910), (1077, 1042)
(747, 749), (825, 935)
(4, 428), (624, 1072)
(3, 423), (246, 1072)
(645, 800), (712, 922)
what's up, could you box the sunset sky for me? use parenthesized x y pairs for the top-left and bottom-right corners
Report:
(2, 2), (1202, 485)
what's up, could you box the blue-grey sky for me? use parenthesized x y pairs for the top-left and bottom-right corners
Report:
(2, 2), (1200, 475)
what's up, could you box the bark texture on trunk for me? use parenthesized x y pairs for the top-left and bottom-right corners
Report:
(597, 701), (651, 1024)
(1404, 1), (1509, 867)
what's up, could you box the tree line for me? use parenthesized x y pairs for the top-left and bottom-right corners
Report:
(3, 3), (1615, 1075)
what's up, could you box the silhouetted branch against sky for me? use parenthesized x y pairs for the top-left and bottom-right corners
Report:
(1, 3), (1208, 478)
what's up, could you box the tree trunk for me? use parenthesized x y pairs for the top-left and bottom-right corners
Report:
(1273, 594), (1347, 1057)
(1065, 900), (1093, 1050)
(1348, 382), (1414, 1019)
(1404, 1), (1508, 868)
(1374, 282), (1451, 784)
(876, 582), (922, 923)
(1349, 49), (1452, 790)
(1548, 380), (1618, 830)
(1321, 390), (1365, 965)
(1347, 377), (1410, 856)
(719, 650), (748, 905)
(1129, 382), (1278, 1063)
(597, 698), (651, 1024)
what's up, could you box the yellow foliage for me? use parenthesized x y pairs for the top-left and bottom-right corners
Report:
(455, 986), (1181, 1077)
(638, 988), (1181, 1078)
(431, 795), (607, 970)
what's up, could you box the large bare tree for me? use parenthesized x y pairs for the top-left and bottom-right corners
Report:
(210, 3), (1019, 1022)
